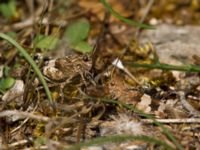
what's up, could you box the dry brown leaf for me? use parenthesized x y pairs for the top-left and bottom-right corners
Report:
(136, 94), (152, 113)
(79, 0), (134, 21)
(109, 73), (141, 105)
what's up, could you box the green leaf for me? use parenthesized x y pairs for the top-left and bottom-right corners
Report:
(100, 0), (155, 29)
(3, 66), (11, 77)
(72, 41), (93, 53)
(0, 77), (15, 90)
(64, 19), (90, 45)
(34, 34), (59, 50)
(0, 0), (16, 20)
(34, 136), (47, 147)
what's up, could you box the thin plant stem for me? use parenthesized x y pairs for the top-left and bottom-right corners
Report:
(65, 135), (174, 150)
(100, 0), (155, 29)
(126, 62), (200, 72)
(0, 33), (56, 110)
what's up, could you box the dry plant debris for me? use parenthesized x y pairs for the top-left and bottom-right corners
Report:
(0, 0), (200, 149)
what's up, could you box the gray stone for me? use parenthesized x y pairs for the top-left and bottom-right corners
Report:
(140, 24), (200, 65)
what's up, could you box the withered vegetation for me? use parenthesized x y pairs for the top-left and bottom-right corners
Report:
(0, 0), (200, 149)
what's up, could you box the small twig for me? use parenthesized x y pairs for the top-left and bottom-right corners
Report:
(22, 146), (48, 150)
(0, 110), (50, 122)
(11, 101), (39, 133)
(1, 17), (67, 31)
(8, 139), (31, 149)
(142, 118), (200, 124)
(135, 0), (155, 37)
(8, 139), (63, 150)
(45, 0), (54, 35)
(178, 91), (200, 117)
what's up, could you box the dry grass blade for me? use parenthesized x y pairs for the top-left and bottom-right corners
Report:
(0, 110), (50, 122)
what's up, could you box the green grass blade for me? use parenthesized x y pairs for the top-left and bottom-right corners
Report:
(100, 0), (155, 29)
(65, 135), (175, 150)
(126, 62), (200, 72)
(0, 33), (55, 110)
